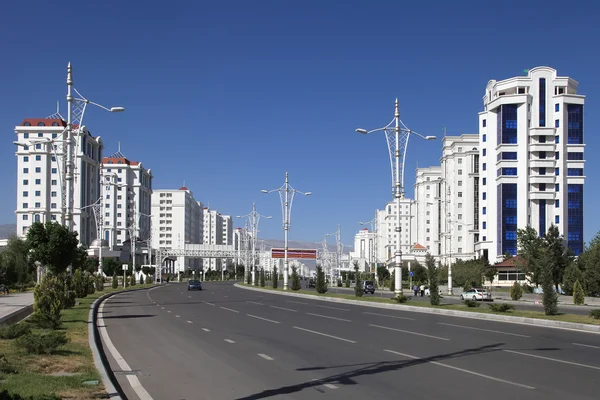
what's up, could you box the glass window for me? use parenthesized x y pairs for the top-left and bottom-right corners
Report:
(539, 78), (546, 127)
(482, 192), (486, 200)
(540, 183), (546, 191)
(51, 180), (57, 185)
(35, 155), (41, 161)
(51, 156), (56, 162)
(556, 184), (560, 192)
(35, 202), (40, 208)
(52, 133), (57, 138)
(567, 104), (583, 144)
(555, 104), (560, 112)
(23, 168), (28, 173)
(22, 215), (28, 220)
(51, 168), (57, 174)
(24, 133), (29, 138)
(35, 167), (41, 173)
(483, 222), (487, 229)
(502, 168), (517, 176)
(555, 136), (560, 144)
(35, 191), (40, 196)
(502, 152), (517, 160)
(555, 152), (559, 160)
(483, 163), (486, 171)
(555, 167), (560, 176)
(35, 179), (41, 184)
(539, 167), (546, 175)
(483, 178), (486, 186)
(23, 180), (28, 185)
(23, 156), (29, 162)
(35, 144), (41, 149)
(482, 119), (486, 127)
(482, 149), (486, 156)
(567, 152), (584, 160)
(555, 215), (560, 224)
(51, 203), (56, 209)
(37, 132), (43, 137)
(51, 191), (56, 197)
(498, 104), (518, 143)
(568, 168), (584, 176)
(555, 119), (560, 128)
(483, 207), (487, 215)
(23, 191), (28, 197)
(483, 134), (486, 142)
(23, 203), (28, 208)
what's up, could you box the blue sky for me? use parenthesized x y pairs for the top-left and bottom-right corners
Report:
(1, 0), (599, 248)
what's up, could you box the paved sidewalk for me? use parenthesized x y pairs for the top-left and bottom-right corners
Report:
(0, 292), (34, 325)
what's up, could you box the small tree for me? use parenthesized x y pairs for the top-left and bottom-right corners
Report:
(540, 250), (559, 315)
(260, 269), (266, 287)
(145, 275), (152, 284)
(272, 266), (278, 289)
(389, 272), (395, 292)
(95, 275), (104, 292)
(562, 263), (583, 295)
(72, 269), (87, 298)
(573, 280), (585, 305)
(291, 266), (301, 291)
(354, 265), (363, 297)
(112, 272), (119, 288)
(130, 273), (136, 287)
(345, 275), (350, 288)
(139, 274), (144, 285)
(33, 275), (65, 329)
(86, 273), (95, 296)
(426, 254), (440, 305)
(246, 269), (252, 285)
(510, 280), (523, 300)
(315, 265), (327, 294)
(63, 275), (76, 308)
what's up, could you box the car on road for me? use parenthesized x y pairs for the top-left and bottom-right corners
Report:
(187, 280), (203, 291)
(308, 279), (316, 289)
(460, 288), (491, 301)
(362, 280), (375, 294)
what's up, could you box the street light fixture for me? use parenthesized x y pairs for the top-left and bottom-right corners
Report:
(236, 203), (272, 285)
(261, 172), (311, 290)
(356, 99), (436, 296)
(359, 217), (378, 279)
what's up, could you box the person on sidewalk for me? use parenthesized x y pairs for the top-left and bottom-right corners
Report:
(413, 285), (418, 297)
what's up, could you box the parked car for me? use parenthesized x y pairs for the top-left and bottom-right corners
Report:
(460, 288), (492, 301)
(187, 280), (203, 291)
(308, 279), (316, 289)
(362, 280), (375, 294)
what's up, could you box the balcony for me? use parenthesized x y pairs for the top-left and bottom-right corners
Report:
(529, 176), (555, 184)
(529, 159), (555, 169)
(529, 191), (555, 201)
(529, 143), (555, 152)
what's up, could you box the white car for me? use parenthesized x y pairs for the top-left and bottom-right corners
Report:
(460, 288), (491, 301)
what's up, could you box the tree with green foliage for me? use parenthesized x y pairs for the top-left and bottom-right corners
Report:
(63, 274), (76, 308)
(102, 258), (120, 277)
(33, 275), (65, 329)
(510, 281), (523, 300)
(130, 272), (136, 286)
(483, 266), (497, 288)
(452, 259), (485, 289)
(290, 266), (301, 291)
(112, 271), (119, 288)
(259, 269), (265, 287)
(95, 275), (105, 292)
(0, 236), (33, 290)
(573, 280), (585, 305)
(516, 226), (544, 286)
(72, 269), (87, 298)
(315, 265), (327, 294)
(26, 222), (79, 275)
(426, 254), (440, 305)
(539, 248), (559, 315)
(354, 264), (363, 297)
(544, 225), (570, 292)
(272, 266), (278, 288)
(576, 232), (600, 296)
(562, 263), (583, 295)
(389, 272), (395, 292)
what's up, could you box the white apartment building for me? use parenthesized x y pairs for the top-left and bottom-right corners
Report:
(202, 208), (224, 271)
(14, 118), (102, 246)
(414, 166), (442, 255)
(349, 228), (377, 272)
(439, 134), (480, 263)
(378, 198), (417, 262)
(151, 187), (203, 271)
(101, 150), (153, 251)
(476, 66), (585, 262)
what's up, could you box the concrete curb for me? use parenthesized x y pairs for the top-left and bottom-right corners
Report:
(89, 286), (158, 400)
(235, 284), (600, 335)
(0, 304), (33, 327)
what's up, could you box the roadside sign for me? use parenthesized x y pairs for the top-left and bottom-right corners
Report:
(122, 264), (128, 271)
(409, 271), (414, 277)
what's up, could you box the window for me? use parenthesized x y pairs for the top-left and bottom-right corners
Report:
(483, 207), (487, 215)
(35, 144), (41, 149)
(555, 136), (560, 144)
(567, 104), (583, 144)
(555, 104), (560, 112)
(24, 133), (29, 138)
(539, 151), (547, 159)
(555, 200), (560, 208)
(483, 134), (486, 142)
(51, 180), (57, 185)
(117, 204), (122, 209)
(37, 132), (43, 137)
(22, 215), (28, 221)
(539, 183), (546, 191)
(35, 191), (40, 196)
(482, 119), (486, 127)
(502, 152), (517, 160)
(23, 203), (28, 208)
(51, 156), (55, 162)
(501, 168), (517, 176)
(35, 155), (41, 161)
(458, 158), (462, 164)
(567, 152), (584, 160)
(23, 191), (28, 197)
(458, 192), (463, 197)
(555, 119), (560, 128)
(482, 149), (486, 156)
(51, 203), (56, 209)
(539, 135), (546, 143)
(458, 169), (463, 175)
(458, 203), (463, 208)
(51, 215), (56, 221)
(34, 202), (40, 208)
(51, 168), (57, 174)
(539, 78), (546, 127)
(458, 181), (463, 186)
(555, 184), (559, 192)
(539, 167), (546, 175)
(555, 215), (560, 224)
(555, 152), (559, 160)
(51, 191), (56, 197)
(35, 167), (41, 173)
(458, 214), (463, 220)
(568, 168), (584, 176)
(23, 156), (29, 162)
(52, 133), (57, 138)
(23, 168), (28, 174)
(499, 104), (518, 143)
(483, 222), (487, 229)
(483, 192), (486, 200)
(555, 167), (560, 176)
(483, 178), (486, 185)
(23, 179), (29, 185)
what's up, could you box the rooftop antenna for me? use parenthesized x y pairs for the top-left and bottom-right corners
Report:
(183, 179), (186, 187)
(117, 141), (121, 152)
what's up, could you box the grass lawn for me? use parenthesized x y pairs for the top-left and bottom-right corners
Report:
(0, 283), (155, 399)
(240, 283), (600, 326)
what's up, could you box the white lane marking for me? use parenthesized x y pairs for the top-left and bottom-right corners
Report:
(258, 353), (274, 360)
(167, 311), (172, 313)
(504, 349), (600, 371)
(247, 301), (264, 306)
(224, 295), (229, 298)
(287, 300), (308, 305)
(384, 349), (535, 390)
(202, 328), (210, 332)
(363, 311), (415, 321)
(247, 314), (281, 324)
(270, 305), (297, 312)
(370, 324), (450, 341)
(225, 339), (236, 344)
(204, 301), (215, 306)
(186, 320), (193, 324)
(311, 379), (338, 389)
(188, 296), (192, 298)
(306, 312), (351, 322)
(293, 326), (356, 343)
(438, 322), (530, 338)
(160, 307), (165, 310)
(211, 292), (215, 294)
(176, 315), (180, 318)
(220, 306), (240, 313)
(315, 304), (350, 311)
(98, 303), (155, 399)
(573, 342), (600, 350)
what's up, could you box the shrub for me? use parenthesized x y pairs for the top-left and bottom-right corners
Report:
(111, 272), (119, 289)
(0, 323), (31, 339)
(464, 299), (481, 308)
(32, 275), (65, 329)
(573, 280), (585, 305)
(488, 303), (515, 312)
(16, 331), (69, 355)
(510, 281), (523, 300)
(315, 266), (327, 294)
(0, 354), (17, 374)
(589, 309), (600, 320)
(72, 269), (87, 298)
(130, 273), (136, 287)
(145, 275), (152, 284)
(246, 270), (252, 285)
(86, 274), (95, 295)
(260, 269), (265, 287)
(521, 283), (534, 294)
(291, 267), (301, 291)
(392, 294), (408, 303)
(345, 277), (350, 288)
(139, 275), (144, 285)
(272, 267), (278, 289)
(354, 266), (363, 297)
(95, 275), (104, 292)
(0, 390), (61, 400)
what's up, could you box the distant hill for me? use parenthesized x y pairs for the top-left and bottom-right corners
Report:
(0, 224), (16, 239)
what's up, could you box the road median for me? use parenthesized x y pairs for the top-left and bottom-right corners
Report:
(235, 283), (600, 334)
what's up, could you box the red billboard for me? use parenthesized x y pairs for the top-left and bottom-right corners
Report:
(271, 248), (317, 259)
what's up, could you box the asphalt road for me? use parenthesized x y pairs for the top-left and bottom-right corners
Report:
(100, 282), (600, 400)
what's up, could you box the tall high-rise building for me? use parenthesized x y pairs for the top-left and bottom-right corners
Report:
(414, 166), (442, 255)
(202, 207), (224, 271)
(476, 66), (585, 262)
(14, 118), (103, 246)
(376, 198), (417, 264)
(101, 150), (153, 250)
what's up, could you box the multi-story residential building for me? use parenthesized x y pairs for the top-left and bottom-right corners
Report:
(349, 228), (377, 271)
(202, 208), (224, 271)
(378, 198), (417, 262)
(438, 134), (480, 263)
(14, 118), (102, 246)
(476, 66), (585, 262)
(414, 166), (442, 255)
(101, 150), (153, 251)
(151, 187), (203, 271)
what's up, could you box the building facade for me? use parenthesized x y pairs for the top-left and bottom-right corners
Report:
(476, 66), (585, 262)
(14, 118), (103, 246)
(414, 166), (442, 255)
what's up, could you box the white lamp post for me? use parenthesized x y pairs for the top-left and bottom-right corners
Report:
(359, 217), (378, 279)
(236, 203), (271, 285)
(356, 99), (436, 295)
(262, 172), (311, 290)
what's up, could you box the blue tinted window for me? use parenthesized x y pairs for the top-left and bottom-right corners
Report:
(555, 200), (559, 207)
(555, 120), (560, 128)
(567, 104), (583, 144)
(483, 163), (486, 171)
(555, 104), (560, 112)
(52, 133), (57, 138)
(555, 168), (559, 176)
(502, 168), (517, 176)
(539, 167), (546, 175)
(483, 192), (486, 200)
(483, 178), (486, 185)
(539, 200), (546, 236)
(483, 207), (487, 215)
(35, 167), (41, 173)
(555, 184), (559, 192)
(483, 222), (487, 229)
(555, 152), (559, 160)
(483, 149), (486, 156)
(567, 168), (583, 176)
(567, 152), (584, 160)
(483, 134), (486, 142)
(35, 155), (41, 161)
(498, 104), (518, 144)
(567, 184), (583, 255)
(51, 168), (57, 174)
(555, 215), (560, 224)
(502, 152), (517, 160)
(555, 136), (559, 144)
(500, 183), (518, 256)
(482, 119), (486, 127)
(539, 78), (546, 127)
(539, 151), (546, 159)
(24, 133), (29, 138)
(23, 156), (29, 162)
(23, 168), (28, 173)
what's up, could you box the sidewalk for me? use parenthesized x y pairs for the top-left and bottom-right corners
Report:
(0, 292), (34, 326)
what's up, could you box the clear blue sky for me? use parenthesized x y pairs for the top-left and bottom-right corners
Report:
(1, 0), (599, 248)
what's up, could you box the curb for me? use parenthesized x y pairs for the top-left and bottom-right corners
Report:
(0, 305), (33, 327)
(89, 286), (158, 400)
(235, 284), (600, 335)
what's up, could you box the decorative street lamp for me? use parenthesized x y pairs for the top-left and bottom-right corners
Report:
(262, 172), (311, 290)
(356, 99), (436, 295)
(236, 203), (271, 286)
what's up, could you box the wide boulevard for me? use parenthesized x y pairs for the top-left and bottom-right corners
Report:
(99, 282), (600, 400)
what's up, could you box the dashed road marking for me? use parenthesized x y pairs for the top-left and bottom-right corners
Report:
(314, 304), (350, 312)
(221, 307), (240, 313)
(293, 326), (356, 344)
(270, 305), (297, 312)
(202, 328), (210, 332)
(258, 353), (273, 360)
(306, 312), (351, 322)
(224, 339), (235, 344)
(573, 343), (600, 350)
(247, 314), (280, 324)
(370, 324), (450, 341)
(504, 349), (600, 370)
(363, 311), (415, 321)
(247, 301), (264, 306)
(438, 322), (530, 338)
(186, 320), (193, 324)
(204, 301), (215, 306)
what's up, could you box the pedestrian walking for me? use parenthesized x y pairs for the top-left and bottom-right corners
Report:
(413, 285), (418, 296)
